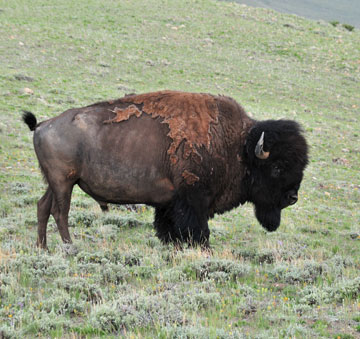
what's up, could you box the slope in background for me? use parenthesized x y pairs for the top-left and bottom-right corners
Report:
(227, 0), (360, 27)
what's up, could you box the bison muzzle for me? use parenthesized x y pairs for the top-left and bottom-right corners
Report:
(22, 90), (308, 248)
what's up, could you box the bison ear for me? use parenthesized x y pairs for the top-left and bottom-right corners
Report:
(255, 132), (270, 160)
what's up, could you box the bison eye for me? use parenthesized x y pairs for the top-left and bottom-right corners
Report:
(271, 165), (281, 178)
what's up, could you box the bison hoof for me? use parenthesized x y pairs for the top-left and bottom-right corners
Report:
(36, 243), (49, 251)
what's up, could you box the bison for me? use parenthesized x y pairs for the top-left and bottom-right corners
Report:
(22, 90), (308, 249)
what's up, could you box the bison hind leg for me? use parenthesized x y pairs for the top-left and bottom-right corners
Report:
(97, 200), (109, 212)
(36, 186), (73, 249)
(36, 186), (53, 248)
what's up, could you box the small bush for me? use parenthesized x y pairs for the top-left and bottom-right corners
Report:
(184, 291), (220, 310)
(12, 196), (38, 207)
(0, 325), (16, 339)
(102, 215), (143, 228)
(101, 263), (129, 284)
(278, 243), (309, 261)
(237, 295), (257, 315)
(76, 249), (144, 268)
(130, 265), (154, 279)
(96, 224), (118, 240)
(90, 294), (185, 332)
(326, 277), (360, 302)
(281, 323), (308, 338)
(70, 211), (97, 227)
(333, 334), (354, 339)
(89, 304), (122, 332)
(299, 286), (327, 305)
(188, 259), (251, 282)
(342, 24), (354, 32)
(10, 182), (31, 195)
(76, 262), (102, 275)
(324, 255), (354, 277)
(42, 290), (86, 315)
(157, 267), (188, 282)
(55, 277), (103, 303)
(101, 248), (143, 266)
(21, 311), (71, 336)
(76, 251), (109, 264)
(131, 294), (185, 325)
(121, 250), (142, 266)
(24, 217), (37, 227)
(233, 242), (311, 263)
(72, 198), (93, 209)
(294, 304), (313, 316)
(233, 248), (275, 264)
(268, 261), (324, 283)
(158, 282), (220, 311)
(299, 277), (360, 305)
(9, 253), (69, 278)
(353, 315), (360, 323)
(162, 325), (244, 338)
(0, 219), (19, 235)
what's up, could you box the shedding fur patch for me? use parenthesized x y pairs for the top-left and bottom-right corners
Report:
(104, 105), (142, 124)
(106, 91), (219, 163)
(182, 170), (199, 185)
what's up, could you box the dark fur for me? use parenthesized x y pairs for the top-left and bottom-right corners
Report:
(244, 120), (308, 231)
(22, 111), (37, 131)
(22, 91), (308, 249)
(154, 189), (210, 247)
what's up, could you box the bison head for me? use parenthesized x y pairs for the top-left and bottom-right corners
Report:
(244, 120), (308, 232)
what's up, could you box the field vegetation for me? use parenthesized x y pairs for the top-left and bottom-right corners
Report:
(0, 0), (359, 337)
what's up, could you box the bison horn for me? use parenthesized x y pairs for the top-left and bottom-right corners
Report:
(255, 132), (270, 159)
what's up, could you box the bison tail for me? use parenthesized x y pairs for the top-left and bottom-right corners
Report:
(22, 111), (37, 131)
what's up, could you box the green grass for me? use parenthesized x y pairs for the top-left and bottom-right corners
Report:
(1, 0), (359, 337)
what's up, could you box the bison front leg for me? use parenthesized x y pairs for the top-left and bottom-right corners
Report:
(154, 206), (174, 244)
(171, 192), (211, 248)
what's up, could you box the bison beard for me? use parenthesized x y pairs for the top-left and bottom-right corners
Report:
(254, 206), (281, 232)
(22, 90), (308, 249)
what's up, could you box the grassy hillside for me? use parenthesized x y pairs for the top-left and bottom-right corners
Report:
(0, 0), (359, 337)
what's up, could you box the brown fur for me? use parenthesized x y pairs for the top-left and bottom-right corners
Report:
(104, 104), (142, 124)
(107, 91), (219, 165)
(182, 170), (200, 185)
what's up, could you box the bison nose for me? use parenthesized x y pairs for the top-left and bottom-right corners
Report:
(288, 193), (298, 205)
